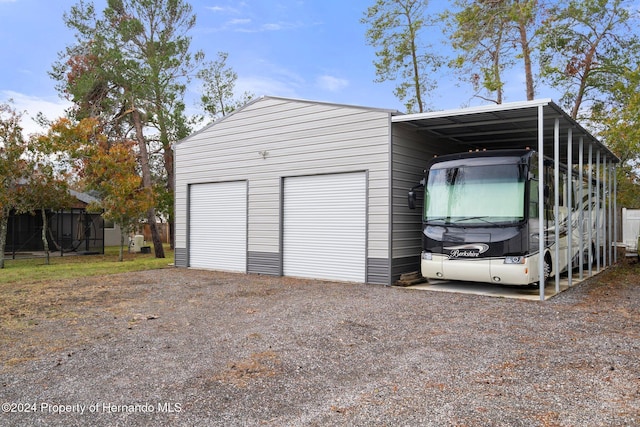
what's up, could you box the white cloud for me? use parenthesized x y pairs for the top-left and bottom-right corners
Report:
(1, 90), (71, 137)
(205, 5), (241, 14)
(316, 75), (349, 92)
(236, 76), (300, 99)
(227, 20), (303, 33)
(228, 18), (251, 26)
(262, 23), (283, 31)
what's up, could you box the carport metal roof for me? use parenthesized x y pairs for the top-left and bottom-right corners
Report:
(391, 98), (619, 164)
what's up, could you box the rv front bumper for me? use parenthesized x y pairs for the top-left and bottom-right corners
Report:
(420, 252), (538, 286)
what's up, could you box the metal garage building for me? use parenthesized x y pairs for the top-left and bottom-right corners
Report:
(174, 96), (618, 294)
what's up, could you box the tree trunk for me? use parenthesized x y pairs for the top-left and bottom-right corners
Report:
(41, 208), (50, 265)
(493, 24), (504, 105)
(518, 20), (535, 101)
(118, 226), (125, 262)
(132, 107), (165, 259)
(152, 84), (176, 252)
(163, 145), (175, 250)
(169, 220), (175, 250)
(0, 210), (8, 269)
(411, 38), (423, 113)
(571, 44), (599, 120)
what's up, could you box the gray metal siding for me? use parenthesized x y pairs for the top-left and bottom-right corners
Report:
(175, 97), (393, 281)
(389, 122), (458, 279)
(390, 255), (420, 284)
(174, 248), (187, 267)
(248, 251), (280, 275)
(367, 258), (389, 285)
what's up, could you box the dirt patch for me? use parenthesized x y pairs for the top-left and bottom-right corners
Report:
(0, 273), (154, 366)
(213, 350), (282, 388)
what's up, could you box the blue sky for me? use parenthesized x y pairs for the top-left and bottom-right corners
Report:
(1, 0), (550, 136)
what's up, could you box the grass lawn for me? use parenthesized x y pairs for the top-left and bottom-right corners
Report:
(0, 245), (174, 286)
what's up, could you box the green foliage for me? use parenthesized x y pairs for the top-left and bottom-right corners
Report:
(84, 141), (154, 261)
(0, 102), (31, 269)
(197, 52), (255, 121)
(538, 0), (640, 119)
(153, 182), (173, 223)
(51, 0), (204, 255)
(362, 0), (441, 113)
(444, 0), (539, 104)
(15, 160), (76, 265)
(593, 66), (640, 206)
(23, 130), (78, 218)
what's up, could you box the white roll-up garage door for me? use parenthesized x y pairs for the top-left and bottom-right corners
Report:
(189, 181), (247, 272)
(283, 172), (366, 282)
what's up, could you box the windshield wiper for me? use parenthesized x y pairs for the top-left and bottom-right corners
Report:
(425, 216), (450, 224)
(452, 216), (501, 226)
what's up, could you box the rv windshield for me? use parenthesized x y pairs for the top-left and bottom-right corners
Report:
(424, 162), (526, 225)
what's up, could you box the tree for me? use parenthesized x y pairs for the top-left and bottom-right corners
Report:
(18, 126), (83, 265)
(51, 0), (203, 256)
(39, 116), (152, 261)
(446, 1), (512, 104)
(445, 0), (541, 104)
(17, 162), (75, 265)
(593, 66), (640, 207)
(362, 0), (442, 113)
(539, 0), (640, 119)
(197, 51), (255, 121)
(84, 141), (154, 262)
(0, 102), (30, 269)
(108, 0), (203, 252)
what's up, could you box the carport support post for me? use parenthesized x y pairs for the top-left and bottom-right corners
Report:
(538, 105), (545, 301)
(554, 118), (561, 294)
(596, 151), (601, 272)
(588, 144), (593, 278)
(602, 156), (610, 268)
(609, 164), (614, 263)
(567, 127), (573, 287)
(578, 137), (584, 280)
(611, 165), (618, 262)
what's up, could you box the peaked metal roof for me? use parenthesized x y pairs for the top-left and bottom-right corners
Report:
(392, 99), (619, 165)
(176, 95), (399, 146)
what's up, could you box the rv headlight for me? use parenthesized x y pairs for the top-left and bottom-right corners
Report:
(504, 256), (525, 264)
(421, 251), (433, 261)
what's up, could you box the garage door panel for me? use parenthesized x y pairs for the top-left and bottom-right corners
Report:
(283, 172), (366, 282)
(189, 181), (247, 272)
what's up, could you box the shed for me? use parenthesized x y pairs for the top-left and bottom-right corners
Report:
(174, 96), (618, 291)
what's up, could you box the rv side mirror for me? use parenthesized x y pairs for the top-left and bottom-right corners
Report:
(408, 190), (417, 210)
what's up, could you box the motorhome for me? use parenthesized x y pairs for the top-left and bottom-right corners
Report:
(408, 149), (602, 286)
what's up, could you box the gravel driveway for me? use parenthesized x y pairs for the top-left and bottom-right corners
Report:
(1, 266), (639, 426)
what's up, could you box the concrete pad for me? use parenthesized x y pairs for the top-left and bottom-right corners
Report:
(402, 268), (605, 301)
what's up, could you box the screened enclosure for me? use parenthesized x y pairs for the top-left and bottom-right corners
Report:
(6, 208), (104, 257)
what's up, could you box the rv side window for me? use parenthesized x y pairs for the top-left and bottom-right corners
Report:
(529, 180), (539, 219)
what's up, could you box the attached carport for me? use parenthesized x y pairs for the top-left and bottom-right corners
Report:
(392, 99), (619, 300)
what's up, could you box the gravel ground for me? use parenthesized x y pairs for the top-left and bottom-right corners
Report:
(1, 265), (639, 426)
